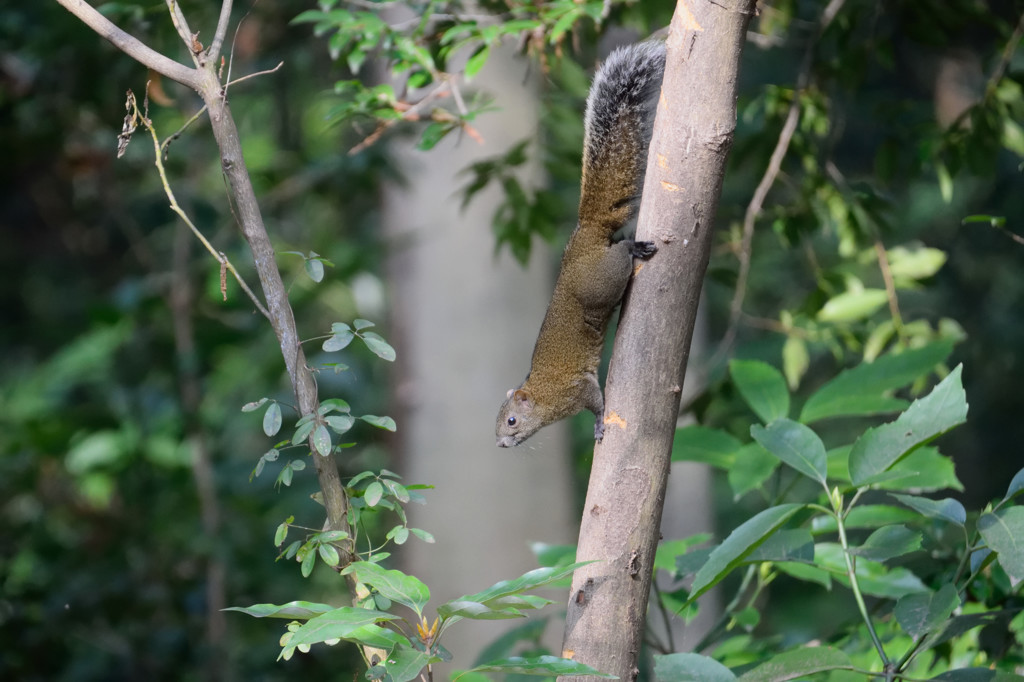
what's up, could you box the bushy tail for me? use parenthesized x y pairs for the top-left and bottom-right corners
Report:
(578, 42), (667, 236)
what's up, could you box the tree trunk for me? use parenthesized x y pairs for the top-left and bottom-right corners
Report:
(559, 2), (756, 680)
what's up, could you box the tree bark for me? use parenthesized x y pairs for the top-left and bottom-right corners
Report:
(559, 2), (756, 680)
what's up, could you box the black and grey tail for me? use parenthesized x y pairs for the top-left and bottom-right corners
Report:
(578, 42), (667, 235)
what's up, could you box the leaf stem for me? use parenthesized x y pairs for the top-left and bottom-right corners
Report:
(834, 506), (890, 666)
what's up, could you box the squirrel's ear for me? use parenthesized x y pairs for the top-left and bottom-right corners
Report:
(512, 389), (532, 407)
(506, 388), (515, 399)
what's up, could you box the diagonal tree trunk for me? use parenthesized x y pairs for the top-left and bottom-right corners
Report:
(559, 2), (757, 680)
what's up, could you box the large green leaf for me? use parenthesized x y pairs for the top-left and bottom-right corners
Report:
(654, 652), (736, 682)
(462, 655), (616, 679)
(437, 562), (588, 620)
(283, 607), (401, 655)
(746, 529), (814, 563)
(727, 443), (779, 498)
(341, 562), (430, 617)
(731, 360), (790, 424)
(750, 419), (827, 486)
(890, 494), (966, 526)
(812, 505), (919, 534)
(800, 342), (954, 423)
(848, 366), (968, 486)
(381, 645), (435, 682)
(977, 507), (1024, 584)
(223, 600), (334, 620)
(895, 583), (960, 638)
(672, 425), (742, 468)
(736, 646), (854, 682)
(849, 525), (922, 561)
(690, 504), (804, 600)
(815, 543), (928, 598)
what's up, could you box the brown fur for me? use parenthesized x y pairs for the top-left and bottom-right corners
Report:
(495, 43), (665, 447)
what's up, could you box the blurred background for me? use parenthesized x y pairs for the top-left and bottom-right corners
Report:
(1, 1), (1022, 680)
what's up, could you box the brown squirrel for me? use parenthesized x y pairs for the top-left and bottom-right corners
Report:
(495, 42), (666, 448)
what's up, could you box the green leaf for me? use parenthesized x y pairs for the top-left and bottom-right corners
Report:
(849, 525), (922, 561)
(341, 562), (430, 616)
(361, 331), (396, 361)
(224, 601), (334, 619)
(382, 645), (434, 682)
(654, 652), (736, 682)
(307, 424), (329, 456)
(274, 521), (289, 547)
(812, 505), (919, 534)
(438, 562), (588, 620)
(800, 342), (954, 423)
(365, 481), (384, 507)
(325, 414), (355, 435)
(727, 443), (780, 498)
(936, 162), (953, 204)
(242, 397), (268, 412)
(814, 543), (928, 598)
(746, 529), (814, 563)
(886, 245), (947, 282)
(318, 543), (340, 567)
(817, 288), (888, 322)
(300, 547), (316, 577)
(848, 366), (968, 486)
(690, 504), (804, 600)
(305, 257), (325, 283)
(736, 646), (854, 682)
(1005, 467), (1024, 502)
(323, 329), (355, 352)
(283, 606), (401, 655)
(361, 414), (397, 431)
(463, 655), (615, 679)
(731, 360), (790, 423)
(654, 535), (712, 573)
(890, 494), (966, 526)
(464, 45), (491, 78)
(895, 583), (960, 638)
(782, 335), (809, 390)
(672, 425), (742, 468)
(977, 507), (1024, 584)
(750, 419), (827, 486)
(347, 623), (411, 651)
(263, 402), (282, 436)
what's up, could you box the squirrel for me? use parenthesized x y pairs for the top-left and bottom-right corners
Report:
(495, 42), (666, 448)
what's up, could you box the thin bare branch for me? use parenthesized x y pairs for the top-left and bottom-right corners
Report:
(873, 239), (905, 341)
(164, 0), (200, 67)
(210, 0), (234, 63)
(226, 61), (283, 89)
(160, 104), (209, 158)
(988, 10), (1024, 94)
(714, 0), (848, 364)
(55, 0), (200, 89)
(130, 90), (271, 318)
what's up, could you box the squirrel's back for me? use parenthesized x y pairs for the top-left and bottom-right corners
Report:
(578, 42), (666, 235)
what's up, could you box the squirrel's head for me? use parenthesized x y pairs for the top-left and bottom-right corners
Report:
(495, 388), (541, 447)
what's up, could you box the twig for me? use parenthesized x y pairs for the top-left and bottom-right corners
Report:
(131, 89), (271, 318)
(348, 81), (452, 155)
(53, 0), (199, 88)
(986, 10), (1024, 95)
(713, 0), (848, 365)
(160, 104), (209, 158)
(873, 240), (905, 341)
(210, 0), (234, 62)
(226, 61), (284, 89)
(164, 0), (201, 67)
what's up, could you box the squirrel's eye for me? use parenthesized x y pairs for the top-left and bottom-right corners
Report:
(507, 416), (517, 427)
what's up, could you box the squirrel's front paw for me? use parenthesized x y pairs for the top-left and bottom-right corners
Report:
(631, 241), (657, 259)
(594, 419), (605, 442)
